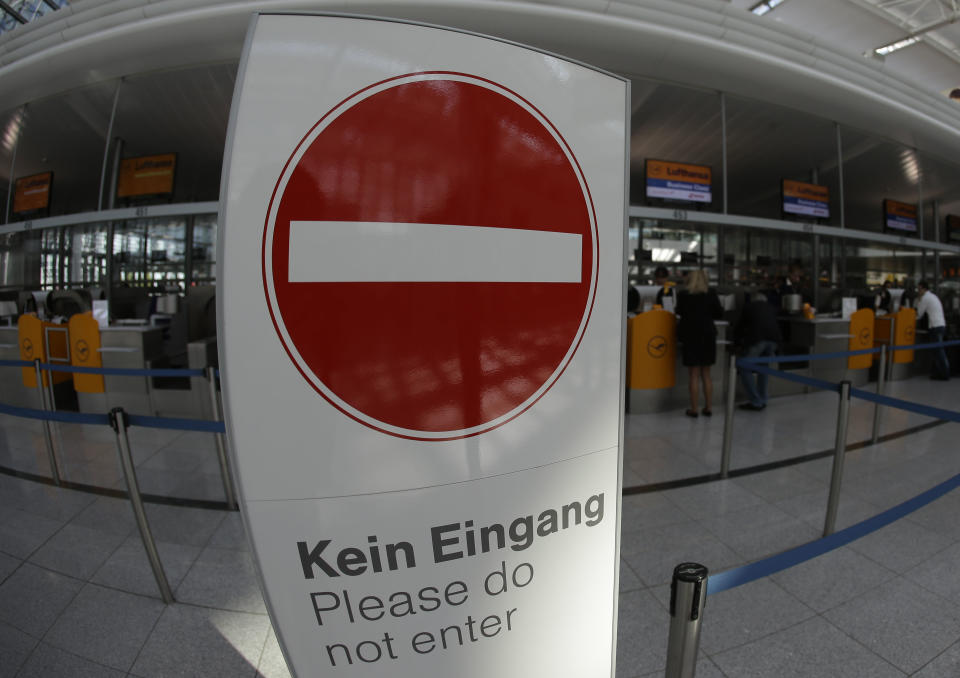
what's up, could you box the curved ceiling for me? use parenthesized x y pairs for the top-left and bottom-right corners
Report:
(1, 0), (959, 160)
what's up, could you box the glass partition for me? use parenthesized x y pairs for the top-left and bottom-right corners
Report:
(726, 96), (841, 224)
(64, 223), (109, 289)
(191, 214), (218, 286)
(629, 81), (722, 209)
(145, 217), (187, 292)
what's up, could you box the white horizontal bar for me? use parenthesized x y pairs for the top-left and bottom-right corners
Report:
(288, 221), (582, 283)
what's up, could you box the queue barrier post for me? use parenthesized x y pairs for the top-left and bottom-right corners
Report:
(206, 366), (238, 510)
(720, 353), (737, 479)
(665, 562), (708, 678)
(33, 359), (62, 486)
(823, 381), (851, 537)
(871, 344), (887, 445)
(109, 407), (174, 604)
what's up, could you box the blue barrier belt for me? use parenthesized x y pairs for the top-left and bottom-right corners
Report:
(38, 363), (205, 377)
(0, 401), (111, 426)
(708, 469), (960, 595)
(740, 339), (960, 365)
(735, 362), (840, 393)
(126, 413), (226, 433)
(0, 359), (31, 367)
(850, 387), (960, 424)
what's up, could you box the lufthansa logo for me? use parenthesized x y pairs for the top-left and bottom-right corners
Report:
(21, 338), (33, 359)
(906, 326), (915, 341)
(76, 339), (90, 362)
(859, 328), (871, 345)
(647, 335), (668, 359)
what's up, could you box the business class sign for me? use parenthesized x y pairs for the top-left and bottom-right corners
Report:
(219, 14), (627, 678)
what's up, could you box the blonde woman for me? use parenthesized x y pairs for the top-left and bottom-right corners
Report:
(676, 269), (723, 417)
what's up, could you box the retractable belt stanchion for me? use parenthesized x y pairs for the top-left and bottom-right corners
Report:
(720, 354), (737, 479)
(33, 359), (62, 486)
(871, 344), (887, 445)
(665, 562), (708, 678)
(823, 381), (852, 537)
(205, 366), (238, 510)
(109, 407), (174, 604)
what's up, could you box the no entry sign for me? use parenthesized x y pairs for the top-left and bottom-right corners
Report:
(264, 73), (598, 440)
(220, 14), (627, 678)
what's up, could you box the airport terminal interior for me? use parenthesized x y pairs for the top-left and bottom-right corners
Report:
(2, 0), (960, 676)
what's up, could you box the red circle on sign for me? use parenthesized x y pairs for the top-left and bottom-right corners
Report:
(264, 73), (597, 440)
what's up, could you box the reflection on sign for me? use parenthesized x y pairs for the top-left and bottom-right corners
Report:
(645, 159), (711, 204)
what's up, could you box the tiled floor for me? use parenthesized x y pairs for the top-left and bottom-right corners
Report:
(1, 374), (959, 676)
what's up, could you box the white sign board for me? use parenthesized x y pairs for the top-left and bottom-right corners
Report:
(219, 14), (628, 678)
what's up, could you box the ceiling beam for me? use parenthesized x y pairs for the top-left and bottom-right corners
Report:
(0, 0), (27, 24)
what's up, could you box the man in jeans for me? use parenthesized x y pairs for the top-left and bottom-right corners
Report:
(916, 280), (950, 381)
(734, 292), (782, 411)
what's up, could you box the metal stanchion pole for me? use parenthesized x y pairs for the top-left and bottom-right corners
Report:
(109, 407), (174, 604)
(823, 381), (851, 537)
(34, 359), (62, 486)
(720, 353), (737, 479)
(206, 366), (238, 510)
(665, 562), (708, 678)
(871, 344), (887, 445)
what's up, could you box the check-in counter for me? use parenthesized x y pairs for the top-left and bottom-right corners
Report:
(778, 315), (872, 389)
(0, 325), (35, 408)
(99, 325), (165, 416)
(627, 312), (730, 413)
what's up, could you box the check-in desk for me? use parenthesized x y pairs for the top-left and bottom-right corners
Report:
(627, 311), (730, 413)
(0, 325), (35, 408)
(780, 316), (872, 390)
(97, 326), (165, 416)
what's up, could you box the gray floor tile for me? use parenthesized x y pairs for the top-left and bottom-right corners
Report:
(712, 616), (906, 677)
(824, 577), (960, 674)
(0, 505), (64, 559)
(44, 583), (165, 671)
(620, 520), (743, 587)
(0, 562), (82, 637)
(175, 546), (266, 614)
(0, 481), (95, 522)
(620, 492), (691, 532)
(90, 536), (200, 598)
(0, 551), (19, 584)
(730, 465), (827, 503)
(698, 503), (821, 562)
(206, 511), (250, 551)
(257, 627), (292, 678)
(619, 558), (643, 592)
(849, 515), (954, 574)
(131, 604), (269, 678)
(0, 620), (36, 678)
(904, 542), (960, 604)
(142, 502), (226, 547)
(771, 546), (897, 613)
(67, 495), (137, 537)
(14, 642), (127, 678)
(28, 523), (127, 580)
(662, 479), (767, 521)
(699, 578), (816, 655)
(912, 639), (960, 677)
(615, 589), (669, 678)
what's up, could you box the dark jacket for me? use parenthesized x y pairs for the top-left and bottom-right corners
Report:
(734, 299), (782, 349)
(676, 290), (723, 343)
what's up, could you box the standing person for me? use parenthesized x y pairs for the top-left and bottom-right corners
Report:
(877, 280), (893, 314)
(654, 266), (677, 313)
(916, 280), (950, 381)
(676, 269), (723, 417)
(734, 292), (782, 411)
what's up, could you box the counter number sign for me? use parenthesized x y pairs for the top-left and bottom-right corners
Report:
(263, 73), (599, 441)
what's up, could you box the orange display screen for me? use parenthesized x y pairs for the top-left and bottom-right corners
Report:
(13, 172), (52, 213)
(116, 153), (176, 198)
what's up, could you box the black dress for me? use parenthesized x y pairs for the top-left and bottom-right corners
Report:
(676, 290), (723, 367)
